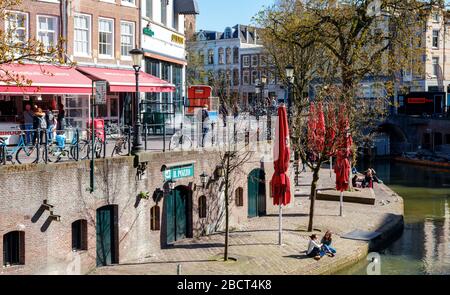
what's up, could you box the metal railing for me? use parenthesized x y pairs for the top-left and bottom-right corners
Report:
(0, 115), (276, 165)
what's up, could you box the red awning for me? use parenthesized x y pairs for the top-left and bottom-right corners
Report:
(77, 66), (175, 93)
(0, 63), (93, 94)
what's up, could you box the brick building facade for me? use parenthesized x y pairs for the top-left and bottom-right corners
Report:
(0, 147), (284, 274)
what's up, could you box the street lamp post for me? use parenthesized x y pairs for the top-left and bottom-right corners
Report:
(130, 47), (144, 154)
(285, 65), (294, 121)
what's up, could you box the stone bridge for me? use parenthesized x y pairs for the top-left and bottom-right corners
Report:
(377, 115), (450, 154)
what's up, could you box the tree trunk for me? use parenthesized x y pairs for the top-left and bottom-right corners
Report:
(224, 154), (230, 261)
(307, 166), (321, 232)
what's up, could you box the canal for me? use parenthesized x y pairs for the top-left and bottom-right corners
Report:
(337, 160), (450, 275)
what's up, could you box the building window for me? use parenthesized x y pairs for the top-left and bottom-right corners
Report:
(233, 47), (239, 64)
(120, 21), (134, 58)
(121, 0), (135, 5)
(224, 27), (232, 39)
(208, 49), (214, 64)
(251, 55), (258, 67)
(218, 48), (224, 64)
(145, 0), (153, 19)
(243, 70), (249, 85)
(3, 231), (25, 266)
(74, 13), (91, 56)
(99, 18), (114, 58)
(161, 0), (168, 26)
(198, 50), (205, 64)
(432, 30), (439, 48)
(72, 220), (88, 251)
(445, 134), (450, 144)
(151, 205), (160, 231)
(260, 55), (267, 67)
(235, 187), (244, 206)
(251, 70), (258, 85)
(37, 15), (57, 51)
(173, 13), (179, 30)
(432, 57), (440, 76)
(233, 69), (239, 86)
(268, 70), (276, 84)
(6, 11), (28, 45)
(226, 48), (231, 64)
(199, 195), (207, 219)
(432, 12), (440, 23)
(243, 56), (250, 67)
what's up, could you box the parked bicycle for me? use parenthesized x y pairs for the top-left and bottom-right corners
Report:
(44, 130), (80, 163)
(105, 123), (130, 157)
(0, 128), (39, 164)
(169, 123), (193, 150)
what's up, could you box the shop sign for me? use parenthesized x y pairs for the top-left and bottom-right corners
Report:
(143, 27), (155, 37)
(164, 164), (194, 181)
(95, 81), (107, 105)
(171, 34), (184, 45)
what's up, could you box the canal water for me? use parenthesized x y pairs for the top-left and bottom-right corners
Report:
(336, 160), (450, 275)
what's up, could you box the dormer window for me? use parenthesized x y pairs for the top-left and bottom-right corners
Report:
(224, 27), (232, 39)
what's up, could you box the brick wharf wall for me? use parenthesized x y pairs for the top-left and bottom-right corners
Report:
(0, 148), (277, 274)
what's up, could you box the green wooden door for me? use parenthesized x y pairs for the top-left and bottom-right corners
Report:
(175, 189), (187, 241)
(96, 206), (113, 266)
(248, 169), (266, 218)
(166, 187), (188, 244)
(248, 169), (259, 218)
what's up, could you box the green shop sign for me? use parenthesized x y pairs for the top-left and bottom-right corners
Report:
(143, 27), (155, 37)
(164, 164), (194, 181)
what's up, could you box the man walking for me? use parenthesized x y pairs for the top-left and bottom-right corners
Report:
(23, 104), (34, 145)
(201, 105), (210, 147)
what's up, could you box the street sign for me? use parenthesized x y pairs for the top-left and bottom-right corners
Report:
(164, 164), (195, 181)
(95, 81), (108, 105)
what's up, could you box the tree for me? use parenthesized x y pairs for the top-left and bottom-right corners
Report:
(185, 39), (208, 86)
(256, 0), (441, 231)
(0, 0), (71, 86)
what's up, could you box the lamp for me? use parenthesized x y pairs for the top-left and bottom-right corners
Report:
(130, 47), (144, 71)
(167, 179), (176, 191)
(261, 75), (267, 85)
(214, 165), (224, 179)
(285, 64), (294, 83)
(200, 172), (209, 188)
(129, 47), (145, 154)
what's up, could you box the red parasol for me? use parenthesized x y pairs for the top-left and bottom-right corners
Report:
(315, 102), (326, 152)
(272, 105), (291, 206)
(334, 107), (352, 216)
(326, 103), (337, 156)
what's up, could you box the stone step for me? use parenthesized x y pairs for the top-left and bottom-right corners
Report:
(315, 188), (376, 205)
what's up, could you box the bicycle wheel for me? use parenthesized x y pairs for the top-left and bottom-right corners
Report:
(111, 139), (129, 157)
(70, 139), (90, 160)
(44, 145), (62, 163)
(15, 146), (39, 164)
(169, 133), (181, 150)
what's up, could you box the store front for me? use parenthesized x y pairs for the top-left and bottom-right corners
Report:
(74, 66), (175, 131)
(0, 64), (92, 144)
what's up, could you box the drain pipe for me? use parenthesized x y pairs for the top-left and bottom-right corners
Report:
(60, 0), (68, 63)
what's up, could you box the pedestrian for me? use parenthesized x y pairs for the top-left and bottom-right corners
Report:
(57, 103), (66, 131)
(306, 234), (325, 260)
(321, 230), (336, 257)
(201, 104), (210, 147)
(219, 101), (229, 127)
(45, 108), (57, 143)
(22, 104), (34, 145)
(232, 102), (240, 119)
(33, 108), (47, 144)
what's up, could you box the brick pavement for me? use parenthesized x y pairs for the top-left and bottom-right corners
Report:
(92, 170), (404, 275)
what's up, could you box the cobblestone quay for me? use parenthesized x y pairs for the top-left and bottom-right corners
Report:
(92, 170), (404, 275)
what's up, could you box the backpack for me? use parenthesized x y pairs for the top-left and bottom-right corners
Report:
(38, 116), (47, 129)
(46, 111), (54, 126)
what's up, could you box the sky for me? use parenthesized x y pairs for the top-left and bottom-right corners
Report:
(196, 0), (275, 32)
